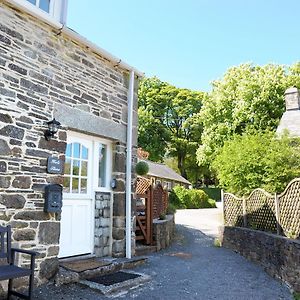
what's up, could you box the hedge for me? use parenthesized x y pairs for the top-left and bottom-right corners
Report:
(169, 186), (216, 209)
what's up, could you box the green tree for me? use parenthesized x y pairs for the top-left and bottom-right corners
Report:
(212, 131), (300, 195)
(197, 63), (293, 167)
(138, 77), (205, 180)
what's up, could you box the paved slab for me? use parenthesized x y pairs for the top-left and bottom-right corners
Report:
(33, 209), (292, 300)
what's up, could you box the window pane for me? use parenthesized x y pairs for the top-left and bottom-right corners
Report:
(27, 0), (37, 5)
(73, 143), (80, 159)
(39, 0), (50, 12)
(63, 177), (70, 193)
(64, 158), (71, 175)
(82, 146), (88, 159)
(98, 144), (107, 187)
(81, 179), (87, 194)
(73, 160), (80, 175)
(72, 178), (79, 193)
(81, 161), (88, 176)
(65, 144), (71, 157)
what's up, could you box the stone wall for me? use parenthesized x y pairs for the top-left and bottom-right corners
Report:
(219, 226), (300, 293)
(94, 192), (111, 257)
(0, 1), (138, 285)
(153, 215), (175, 251)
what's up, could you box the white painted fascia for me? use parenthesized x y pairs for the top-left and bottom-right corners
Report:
(5, 0), (144, 77)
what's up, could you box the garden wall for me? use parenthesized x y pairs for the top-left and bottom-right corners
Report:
(219, 226), (300, 292)
(153, 214), (175, 251)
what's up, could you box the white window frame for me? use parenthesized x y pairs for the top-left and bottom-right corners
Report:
(93, 138), (113, 192)
(63, 134), (93, 200)
(14, 0), (67, 24)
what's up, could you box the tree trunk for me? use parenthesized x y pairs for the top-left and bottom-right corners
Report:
(177, 153), (187, 179)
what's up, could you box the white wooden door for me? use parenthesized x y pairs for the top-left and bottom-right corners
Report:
(59, 133), (94, 258)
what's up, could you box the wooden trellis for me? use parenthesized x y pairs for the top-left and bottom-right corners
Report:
(223, 178), (300, 239)
(278, 179), (300, 239)
(223, 193), (243, 227)
(245, 189), (277, 233)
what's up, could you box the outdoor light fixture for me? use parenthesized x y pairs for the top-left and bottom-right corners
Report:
(111, 178), (117, 189)
(44, 118), (61, 141)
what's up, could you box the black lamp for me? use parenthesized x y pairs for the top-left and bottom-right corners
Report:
(45, 118), (61, 141)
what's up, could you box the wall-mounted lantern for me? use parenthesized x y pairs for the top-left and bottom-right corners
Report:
(110, 178), (117, 189)
(44, 118), (61, 141)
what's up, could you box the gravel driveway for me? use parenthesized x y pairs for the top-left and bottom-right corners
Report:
(33, 208), (292, 300)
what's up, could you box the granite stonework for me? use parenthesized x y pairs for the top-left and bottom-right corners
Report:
(219, 226), (300, 293)
(0, 1), (138, 287)
(153, 215), (175, 251)
(94, 192), (111, 257)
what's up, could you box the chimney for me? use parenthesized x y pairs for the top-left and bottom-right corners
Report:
(284, 87), (300, 111)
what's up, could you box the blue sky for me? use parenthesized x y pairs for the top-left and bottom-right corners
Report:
(68, 1), (300, 92)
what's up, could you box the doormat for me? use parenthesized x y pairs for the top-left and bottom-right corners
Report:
(60, 258), (111, 273)
(80, 271), (151, 296)
(88, 271), (140, 286)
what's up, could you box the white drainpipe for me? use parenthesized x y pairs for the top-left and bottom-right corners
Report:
(125, 70), (135, 259)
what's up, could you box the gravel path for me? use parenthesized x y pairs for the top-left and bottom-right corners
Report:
(33, 209), (292, 300)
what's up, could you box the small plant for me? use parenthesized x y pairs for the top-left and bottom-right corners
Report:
(159, 213), (166, 220)
(166, 203), (177, 215)
(293, 292), (300, 300)
(135, 161), (149, 176)
(287, 231), (297, 239)
(213, 238), (222, 247)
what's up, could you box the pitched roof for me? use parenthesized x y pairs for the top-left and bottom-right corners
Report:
(143, 160), (191, 185)
(276, 110), (300, 137)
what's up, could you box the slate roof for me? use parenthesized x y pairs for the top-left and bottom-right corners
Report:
(276, 110), (300, 137)
(143, 160), (191, 185)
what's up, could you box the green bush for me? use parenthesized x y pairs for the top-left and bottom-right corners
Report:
(199, 187), (221, 202)
(212, 131), (300, 195)
(135, 161), (149, 176)
(169, 186), (216, 209)
(166, 202), (177, 214)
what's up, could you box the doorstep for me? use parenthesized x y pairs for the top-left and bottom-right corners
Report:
(55, 256), (148, 285)
(79, 270), (151, 296)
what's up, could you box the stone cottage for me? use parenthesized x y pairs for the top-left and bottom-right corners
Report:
(0, 0), (142, 286)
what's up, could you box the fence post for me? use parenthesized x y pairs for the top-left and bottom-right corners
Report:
(274, 193), (281, 235)
(221, 189), (225, 225)
(242, 197), (247, 227)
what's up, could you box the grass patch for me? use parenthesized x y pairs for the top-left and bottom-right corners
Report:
(213, 238), (222, 247)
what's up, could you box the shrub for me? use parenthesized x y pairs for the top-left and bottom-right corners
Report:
(166, 202), (177, 214)
(135, 161), (149, 176)
(169, 186), (216, 209)
(212, 131), (300, 195)
(159, 213), (166, 220)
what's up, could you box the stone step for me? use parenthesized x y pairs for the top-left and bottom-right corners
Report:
(55, 256), (147, 285)
(135, 245), (157, 256)
(79, 270), (151, 296)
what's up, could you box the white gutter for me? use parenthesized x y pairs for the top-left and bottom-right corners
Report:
(125, 70), (135, 259)
(5, 0), (144, 77)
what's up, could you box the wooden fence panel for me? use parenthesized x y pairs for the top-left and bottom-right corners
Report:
(245, 189), (277, 233)
(278, 179), (300, 239)
(223, 178), (300, 239)
(223, 193), (243, 227)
